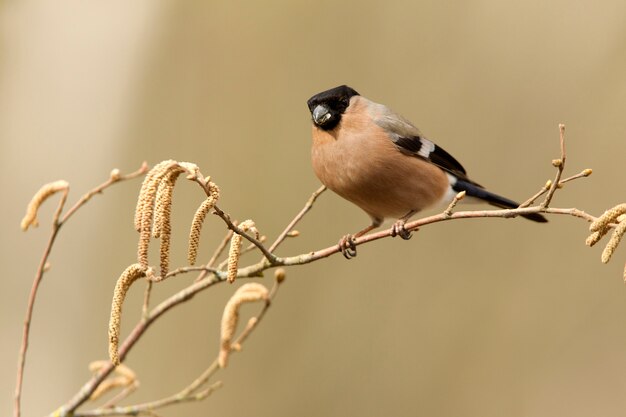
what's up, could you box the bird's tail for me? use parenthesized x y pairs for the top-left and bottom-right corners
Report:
(452, 179), (547, 223)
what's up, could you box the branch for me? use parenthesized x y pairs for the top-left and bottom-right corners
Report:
(35, 123), (626, 416)
(71, 272), (284, 417)
(15, 163), (147, 417)
(52, 195), (599, 417)
(212, 204), (279, 265)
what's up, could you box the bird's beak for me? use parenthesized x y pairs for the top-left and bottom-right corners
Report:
(312, 104), (331, 125)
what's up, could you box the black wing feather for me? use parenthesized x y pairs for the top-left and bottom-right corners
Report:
(374, 109), (471, 181)
(394, 135), (470, 180)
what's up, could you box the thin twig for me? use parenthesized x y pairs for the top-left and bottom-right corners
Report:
(166, 265), (224, 280)
(207, 230), (235, 268)
(541, 124), (566, 208)
(560, 168), (593, 185)
(15, 215), (63, 417)
(141, 280), (153, 319)
(268, 185), (326, 252)
(62, 163), (149, 224)
(520, 169), (591, 209)
(241, 235), (267, 255)
(443, 191), (465, 218)
(519, 180), (552, 208)
(75, 380), (222, 416)
(100, 381), (139, 409)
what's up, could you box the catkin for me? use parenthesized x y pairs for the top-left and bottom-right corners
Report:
(586, 204), (626, 266)
(137, 160), (179, 268)
(585, 231), (603, 247)
(601, 220), (626, 264)
(154, 168), (184, 276)
(226, 234), (243, 284)
(226, 220), (257, 283)
(20, 180), (69, 231)
(109, 264), (147, 365)
(590, 204), (626, 232)
(134, 160), (176, 232)
(153, 169), (182, 238)
(136, 162), (177, 268)
(218, 283), (269, 368)
(187, 183), (220, 265)
(88, 361), (137, 401)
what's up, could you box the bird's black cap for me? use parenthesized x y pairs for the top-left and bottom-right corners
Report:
(307, 85), (360, 130)
(307, 85), (359, 112)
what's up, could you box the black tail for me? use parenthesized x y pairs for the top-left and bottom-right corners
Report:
(452, 179), (547, 223)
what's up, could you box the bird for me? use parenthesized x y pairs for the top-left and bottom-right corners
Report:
(306, 85), (547, 258)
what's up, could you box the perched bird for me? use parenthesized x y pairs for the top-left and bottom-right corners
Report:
(307, 85), (546, 258)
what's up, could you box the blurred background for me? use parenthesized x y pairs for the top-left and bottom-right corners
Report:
(2, 1), (626, 416)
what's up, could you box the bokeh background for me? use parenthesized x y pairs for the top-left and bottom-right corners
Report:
(2, 1), (626, 416)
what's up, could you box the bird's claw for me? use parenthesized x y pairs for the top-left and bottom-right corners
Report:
(391, 220), (413, 240)
(339, 234), (357, 259)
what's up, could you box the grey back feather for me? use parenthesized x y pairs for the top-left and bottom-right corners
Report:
(369, 100), (471, 181)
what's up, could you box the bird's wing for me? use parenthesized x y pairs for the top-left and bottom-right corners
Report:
(372, 104), (547, 222)
(374, 111), (470, 181)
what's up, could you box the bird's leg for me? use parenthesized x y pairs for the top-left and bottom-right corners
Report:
(391, 210), (417, 240)
(339, 218), (382, 259)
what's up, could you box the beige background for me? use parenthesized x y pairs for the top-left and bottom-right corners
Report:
(2, 1), (626, 416)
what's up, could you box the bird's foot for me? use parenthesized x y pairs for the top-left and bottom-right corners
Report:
(391, 220), (413, 240)
(338, 234), (358, 259)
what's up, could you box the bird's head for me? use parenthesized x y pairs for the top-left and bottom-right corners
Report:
(307, 85), (359, 131)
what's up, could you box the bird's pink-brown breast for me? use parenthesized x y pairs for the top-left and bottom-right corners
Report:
(311, 96), (450, 221)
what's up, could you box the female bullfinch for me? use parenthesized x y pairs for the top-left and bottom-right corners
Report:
(307, 85), (546, 258)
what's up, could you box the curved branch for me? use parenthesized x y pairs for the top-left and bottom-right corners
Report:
(52, 200), (599, 416)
